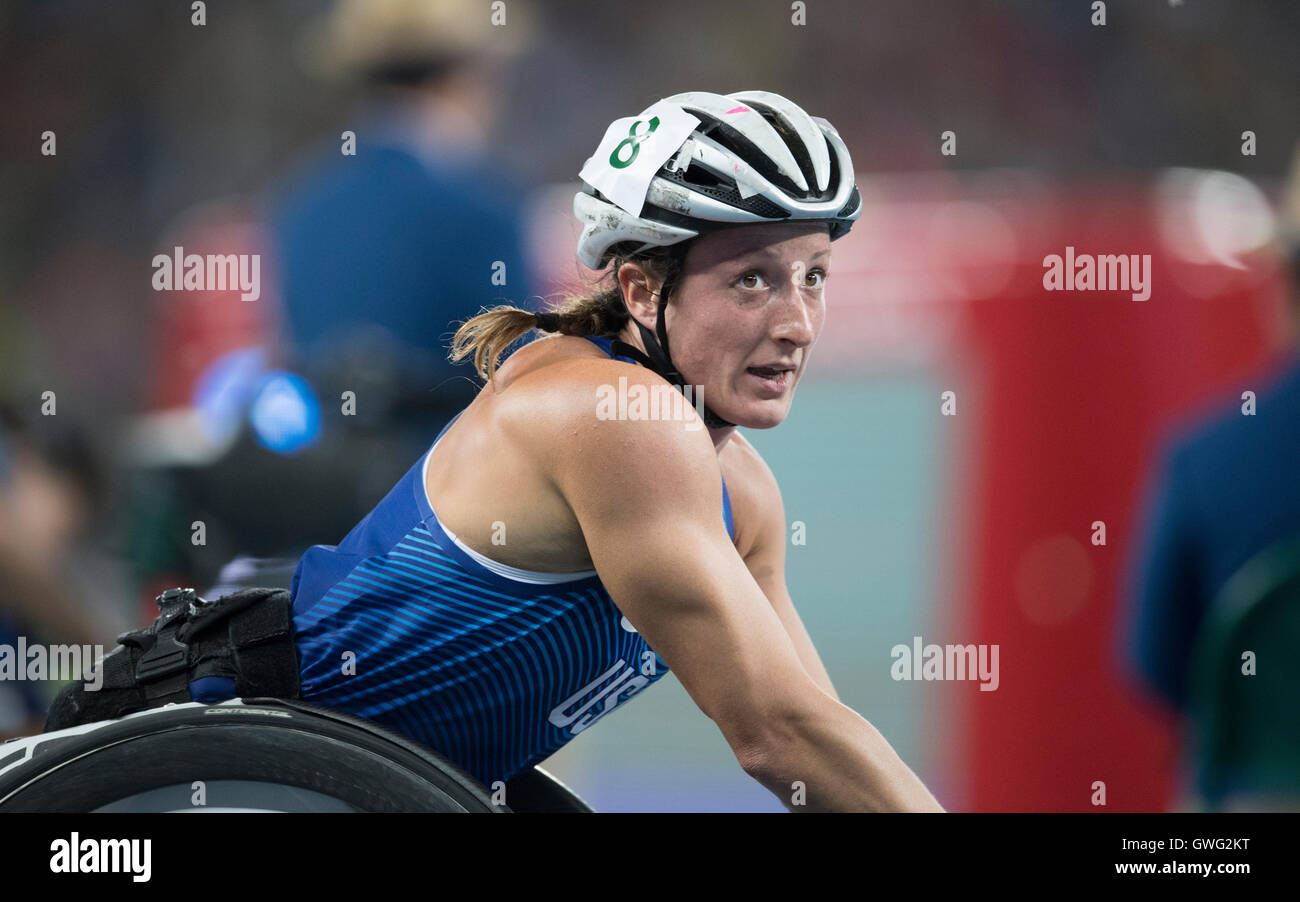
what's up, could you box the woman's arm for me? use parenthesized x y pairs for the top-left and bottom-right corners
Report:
(543, 368), (942, 811)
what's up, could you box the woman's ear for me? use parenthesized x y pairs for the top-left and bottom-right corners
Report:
(616, 262), (663, 331)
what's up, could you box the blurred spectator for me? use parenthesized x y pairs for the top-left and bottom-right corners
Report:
(272, 0), (541, 414)
(0, 400), (129, 738)
(1124, 145), (1300, 809)
(121, 0), (543, 603)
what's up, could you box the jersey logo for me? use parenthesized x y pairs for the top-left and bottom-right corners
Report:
(548, 659), (650, 735)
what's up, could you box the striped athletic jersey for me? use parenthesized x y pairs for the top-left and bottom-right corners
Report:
(289, 335), (735, 787)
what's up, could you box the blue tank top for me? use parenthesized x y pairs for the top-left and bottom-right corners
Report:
(289, 335), (734, 786)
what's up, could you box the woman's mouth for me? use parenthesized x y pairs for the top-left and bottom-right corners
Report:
(746, 365), (794, 394)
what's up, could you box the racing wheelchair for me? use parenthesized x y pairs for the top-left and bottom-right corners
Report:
(0, 583), (594, 813)
(0, 696), (593, 813)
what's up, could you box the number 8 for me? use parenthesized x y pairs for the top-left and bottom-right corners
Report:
(609, 116), (661, 169)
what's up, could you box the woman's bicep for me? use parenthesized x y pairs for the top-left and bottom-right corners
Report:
(554, 414), (821, 755)
(593, 515), (816, 756)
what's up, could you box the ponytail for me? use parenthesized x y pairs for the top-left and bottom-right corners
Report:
(450, 242), (686, 383)
(448, 306), (541, 383)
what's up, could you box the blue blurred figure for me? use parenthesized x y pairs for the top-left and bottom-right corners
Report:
(272, 0), (541, 423)
(131, 1), (546, 599)
(1125, 148), (1300, 809)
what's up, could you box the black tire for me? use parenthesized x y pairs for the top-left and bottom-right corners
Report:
(0, 697), (502, 812)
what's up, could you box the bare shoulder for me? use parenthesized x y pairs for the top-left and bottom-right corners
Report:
(427, 333), (721, 569)
(491, 335), (720, 481)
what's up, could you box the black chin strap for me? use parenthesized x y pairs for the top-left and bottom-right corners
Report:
(610, 275), (735, 429)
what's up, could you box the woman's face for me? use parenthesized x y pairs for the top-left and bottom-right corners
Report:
(657, 222), (832, 429)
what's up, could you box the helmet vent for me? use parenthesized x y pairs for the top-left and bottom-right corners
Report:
(657, 167), (791, 220)
(743, 101), (822, 198)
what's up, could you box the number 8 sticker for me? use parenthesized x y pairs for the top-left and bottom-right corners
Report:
(609, 116), (661, 169)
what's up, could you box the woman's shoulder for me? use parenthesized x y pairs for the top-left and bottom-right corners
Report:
(494, 334), (679, 415)
(484, 334), (711, 461)
(493, 334), (637, 391)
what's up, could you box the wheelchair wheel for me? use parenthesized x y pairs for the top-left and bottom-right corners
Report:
(0, 697), (503, 812)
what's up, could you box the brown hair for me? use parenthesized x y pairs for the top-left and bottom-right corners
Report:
(449, 242), (687, 383)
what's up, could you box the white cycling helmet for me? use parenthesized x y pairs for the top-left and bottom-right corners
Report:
(574, 89), (862, 270)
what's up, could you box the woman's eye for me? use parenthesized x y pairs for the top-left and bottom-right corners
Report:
(739, 272), (768, 289)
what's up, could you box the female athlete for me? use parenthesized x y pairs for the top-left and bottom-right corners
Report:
(285, 89), (943, 812)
